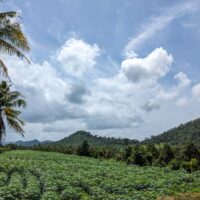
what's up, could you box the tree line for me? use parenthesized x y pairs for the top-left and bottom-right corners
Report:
(4, 140), (200, 172)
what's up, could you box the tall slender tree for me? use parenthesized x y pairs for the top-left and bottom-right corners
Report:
(0, 11), (30, 79)
(0, 81), (26, 142)
(0, 11), (30, 141)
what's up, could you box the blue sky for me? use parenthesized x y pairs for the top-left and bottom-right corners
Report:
(2, 0), (200, 141)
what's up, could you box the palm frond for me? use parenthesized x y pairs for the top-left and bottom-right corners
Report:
(11, 98), (26, 108)
(3, 107), (24, 134)
(2, 91), (26, 108)
(0, 23), (30, 51)
(0, 38), (30, 63)
(6, 115), (24, 136)
(0, 12), (17, 20)
(0, 58), (10, 79)
(3, 108), (21, 120)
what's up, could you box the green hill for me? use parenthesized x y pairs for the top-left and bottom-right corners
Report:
(3, 140), (52, 147)
(144, 118), (200, 145)
(49, 130), (139, 147)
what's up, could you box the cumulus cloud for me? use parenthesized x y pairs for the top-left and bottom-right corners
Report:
(143, 100), (160, 112)
(3, 35), (197, 141)
(66, 83), (90, 104)
(8, 57), (88, 124)
(157, 72), (191, 101)
(192, 83), (200, 100)
(121, 47), (173, 83)
(176, 97), (189, 107)
(174, 72), (191, 87)
(56, 38), (100, 76)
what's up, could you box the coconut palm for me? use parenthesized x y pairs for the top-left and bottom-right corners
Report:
(0, 11), (30, 79)
(0, 81), (26, 142)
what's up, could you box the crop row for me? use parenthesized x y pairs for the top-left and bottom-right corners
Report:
(0, 150), (199, 199)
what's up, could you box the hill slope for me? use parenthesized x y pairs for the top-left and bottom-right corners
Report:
(4, 140), (52, 147)
(49, 130), (139, 147)
(144, 118), (200, 145)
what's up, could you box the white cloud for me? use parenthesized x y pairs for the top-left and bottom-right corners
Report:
(157, 72), (191, 101)
(192, 83), (200, 100)
(57, 38), (100, 76)
(176, 97), (189, 107)
(124, 1), (200, 58)
(121, 47), (173, 83)
(174, 72), (191, 87)
(7, 57), (88, 124)
(157, 89), (178, 101)
(3, 36), (199, 142)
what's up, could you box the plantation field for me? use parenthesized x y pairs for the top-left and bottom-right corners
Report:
(0, 151), (199, 200)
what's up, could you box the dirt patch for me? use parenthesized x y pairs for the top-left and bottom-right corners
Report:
(160, 193), (200, 200)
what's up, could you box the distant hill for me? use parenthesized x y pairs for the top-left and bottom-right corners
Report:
(47, 130), (139, 147)
(6, 118), (200, 148)
(4, 139), (52, 147)
(15, 139), (40, 147)
(144, 118), (200, 145)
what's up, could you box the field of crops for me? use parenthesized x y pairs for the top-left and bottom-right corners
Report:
(0, 151), (199, 200)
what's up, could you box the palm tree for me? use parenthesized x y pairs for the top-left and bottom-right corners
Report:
(0, 11), (30, 79)
(0, 81), (26, 142)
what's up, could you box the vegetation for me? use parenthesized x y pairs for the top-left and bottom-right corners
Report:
(144, 118), (200, 145)
(0, 150), (199, 200)
(0, 10), (29, 142)
(0, 11), (30, 79)
(27, 139), (199, 173)
(0, 81), (26, 142)
(0, 4), (199, 200)
(48, 130), (139, 147)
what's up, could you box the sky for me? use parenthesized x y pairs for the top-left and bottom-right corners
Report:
(2, 0), (200, 141)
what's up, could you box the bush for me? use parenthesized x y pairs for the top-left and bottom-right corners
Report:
(0, 147), (9, 154)
(182, 161), (191, 172)
(169, 159), (181, 170)
(190, 158), (199, 172)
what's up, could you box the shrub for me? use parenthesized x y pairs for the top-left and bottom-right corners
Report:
(169, 159), (181, 170)
(190, 158), (199, 172)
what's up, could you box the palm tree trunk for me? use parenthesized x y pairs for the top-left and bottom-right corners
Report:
(0, 109), (5, 145)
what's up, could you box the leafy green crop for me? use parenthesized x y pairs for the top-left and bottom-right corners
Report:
(0, 150), (199, 200)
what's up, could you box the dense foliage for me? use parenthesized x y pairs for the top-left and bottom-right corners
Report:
(144, 118), (200, 145)
(48, 130), (139, 147)
(27, 140), (200, 173)
(0, 150), (200, 200)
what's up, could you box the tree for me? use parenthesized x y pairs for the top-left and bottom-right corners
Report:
(0, 81), (26, 142)
(77, 140), (90, 156)
(130, 145), (147, 166)
(159, 144), (174, 165)
(146, 144), (159, 159)
(123, 145), (132, 161)
(182, 143), (200, 161)
(0, 11), (30, 79)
